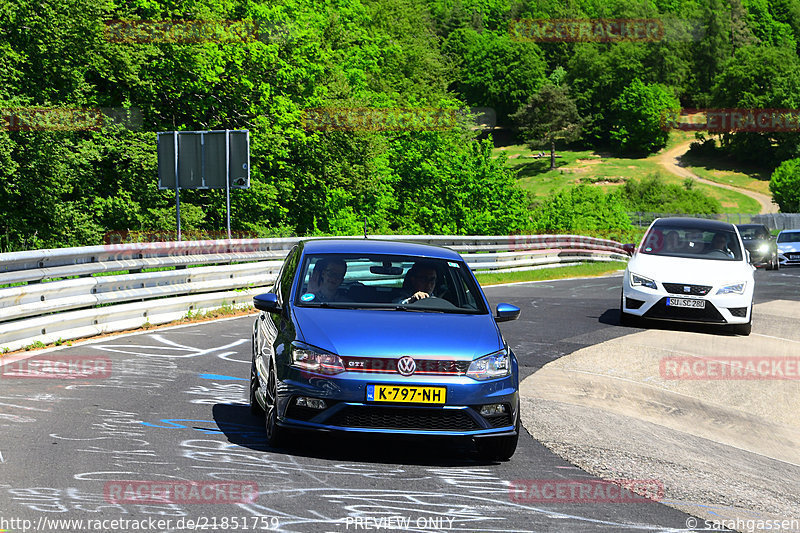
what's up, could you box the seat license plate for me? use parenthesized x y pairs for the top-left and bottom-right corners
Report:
(667, 298), (705, 309)
(366, 385), (446, 404)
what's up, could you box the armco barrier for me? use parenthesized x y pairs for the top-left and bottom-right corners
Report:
(0, 235), (629, 352)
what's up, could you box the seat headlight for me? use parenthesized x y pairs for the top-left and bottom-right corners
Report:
(757, 244), (770, 253)
(291, 343), (345, 375)
(467, 348), (511, 381)
(717, 282), (746, 295)
(630, 273), (657, 290)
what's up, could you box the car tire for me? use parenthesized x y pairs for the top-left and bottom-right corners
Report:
(249, 357), (264, 416)
(264, 357), (288, 448)
(619, 292), (637, 327)
(733, 303), (753, 336)
(476, 412), (519, 462)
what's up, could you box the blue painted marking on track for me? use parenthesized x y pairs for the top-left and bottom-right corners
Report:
(199, 373), (247, 381)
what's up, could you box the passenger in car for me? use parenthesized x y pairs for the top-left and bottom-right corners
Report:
(307, 258), (347, 301)
(396, 261), (438, 304)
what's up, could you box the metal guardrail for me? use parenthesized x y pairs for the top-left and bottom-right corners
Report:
(0, 235), (629, 352)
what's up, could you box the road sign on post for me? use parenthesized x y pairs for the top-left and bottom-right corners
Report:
(157, 130), (250, 240)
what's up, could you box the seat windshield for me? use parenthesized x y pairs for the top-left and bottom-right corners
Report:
(737, 226), (769, 240)
(294, 254), (488, 314)
(640, 225), (743, 261)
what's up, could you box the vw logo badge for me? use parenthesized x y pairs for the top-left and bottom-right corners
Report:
(397, 356), (416, 376)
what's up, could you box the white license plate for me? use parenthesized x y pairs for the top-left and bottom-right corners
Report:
(667, 298), (705, 309)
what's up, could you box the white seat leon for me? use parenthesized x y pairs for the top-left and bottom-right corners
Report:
(621, 217), (755, 335)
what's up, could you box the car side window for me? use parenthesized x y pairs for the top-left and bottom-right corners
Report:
(276, 246), (300, 306)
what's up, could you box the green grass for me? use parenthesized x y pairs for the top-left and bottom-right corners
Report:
(475, 261), (627, 286)
(495, 132), (764, 214)
(680, 152), (772, 196)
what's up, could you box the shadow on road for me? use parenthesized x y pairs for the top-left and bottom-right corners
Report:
(211, 403), (501, 466)
(598, 308), (740, 336)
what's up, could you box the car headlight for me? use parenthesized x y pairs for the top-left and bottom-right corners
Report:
(291, 343), (345, 375)
(716, 282), (746, 295)
(757, 244), (770, 253)
(467, 348), (511, 381)
(630, 272), (657, 290)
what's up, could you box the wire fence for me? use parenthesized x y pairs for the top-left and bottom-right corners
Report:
(628, 212), (800, 230)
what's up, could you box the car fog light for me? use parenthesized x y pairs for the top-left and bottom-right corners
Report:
(296, 397), (327, 410)
(480, 404), (507, 417)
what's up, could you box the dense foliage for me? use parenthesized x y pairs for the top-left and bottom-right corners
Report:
(621, 174), (722, 214)
(770, 158), (800, 212)
(3, 0), (800, 250)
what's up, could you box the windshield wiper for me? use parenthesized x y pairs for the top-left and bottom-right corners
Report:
(393, 305), (443, 313)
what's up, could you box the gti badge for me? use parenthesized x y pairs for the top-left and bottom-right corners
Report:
(397, 356), (416, 376)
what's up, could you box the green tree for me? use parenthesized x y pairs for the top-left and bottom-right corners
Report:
(769, 158), (800, 212)
(511, 82), (582, 169)
(609, 79), (679, 154)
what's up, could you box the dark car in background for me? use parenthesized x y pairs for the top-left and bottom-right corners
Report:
(736, 224), (779, 270)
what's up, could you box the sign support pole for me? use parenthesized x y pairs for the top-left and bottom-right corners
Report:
(174, 131), (181, 241)
(225, 129), (231, 240)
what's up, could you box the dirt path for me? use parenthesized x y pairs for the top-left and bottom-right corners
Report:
(654, 140), (778, 214)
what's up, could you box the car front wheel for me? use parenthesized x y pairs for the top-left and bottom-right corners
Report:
(264, 357), (288, 448)
(476, 412), (519, 461)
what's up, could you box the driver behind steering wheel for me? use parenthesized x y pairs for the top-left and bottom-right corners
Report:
(397, 261), (438, 304)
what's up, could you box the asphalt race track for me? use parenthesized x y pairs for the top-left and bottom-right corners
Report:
(1, 267), (798, 533)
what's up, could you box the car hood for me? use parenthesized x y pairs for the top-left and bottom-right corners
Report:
(292, 307), (503, 360)
(628, 253), (753, 285)
(778, 242), (800, 253)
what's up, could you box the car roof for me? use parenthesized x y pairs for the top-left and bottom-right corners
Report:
(653, 217), (736, 231)
(778, 229), (800, 233)
(300, 238), (463, 260)
(735, 224), (767, 229)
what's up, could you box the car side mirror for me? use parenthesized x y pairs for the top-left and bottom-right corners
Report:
(495, 303), (521, 323)
(254, 293), (281, 313)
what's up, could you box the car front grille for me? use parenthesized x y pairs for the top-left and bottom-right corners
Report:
(644, 298), (726, 323)
(340, 357), (470, 376)
(327, 406), (480, 431)
(484, 412), (514, 428)
(662, 283), (712, 296)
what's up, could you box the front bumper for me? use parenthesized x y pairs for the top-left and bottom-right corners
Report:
(622, 276), (752, 325)
(274, 367), (519, 437)
(779, 251), (800, 266)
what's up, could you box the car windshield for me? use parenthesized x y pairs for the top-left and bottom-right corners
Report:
(294, 254), (488, 314)
(736, 226), (769, 240)
(640, 224), (743, 261)
(777, 232), (800, 243)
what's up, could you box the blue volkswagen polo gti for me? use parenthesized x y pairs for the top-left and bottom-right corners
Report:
(249, 238), (522, 460)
